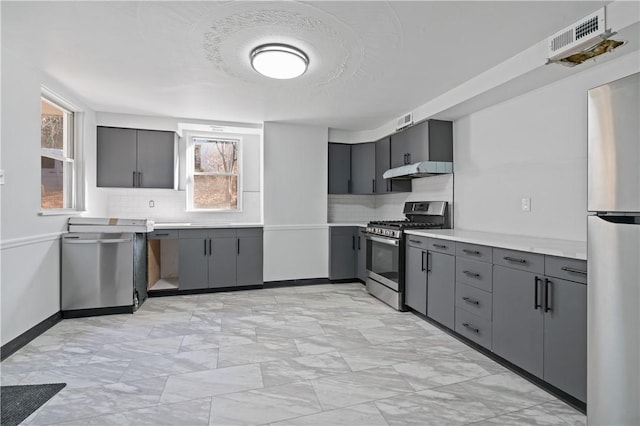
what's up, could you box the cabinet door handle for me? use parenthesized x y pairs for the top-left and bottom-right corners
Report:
(133, 171), (137, 187)
(534, 276), (541, 310)
(372, 179), (375, 193)
(407, 153), (411, 164)
(504, 256), (527, 264)
(154, 233), (170, 237)
(560, 266), (587, 275)
(409, 239), (422, 244)
(462, 297), (479, 305)
(433, 244), (448, 249)
(544, 278), (552, 312)
(426, 252), (432, 272)
(204, 239), (207, 256)
(462, 323), (480, 334)
(463, 270), (480, 279)
(462, 249), (481, 256)
(237, 238), (240, 254)
(421, 251), (426, 272)
(209, 239), (212, 256)
(358, 236), (361, 250)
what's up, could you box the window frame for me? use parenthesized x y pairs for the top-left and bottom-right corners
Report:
(39, 87), (83, 215)
(186, 132), (243, 212)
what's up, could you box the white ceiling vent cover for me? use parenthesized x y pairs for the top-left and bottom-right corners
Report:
(548, 7), (606, 60)
(396, 112), (413, 131)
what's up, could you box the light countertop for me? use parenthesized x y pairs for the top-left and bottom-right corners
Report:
(404, 229), (587, 260)
(152, 222), (263, 230)
(328, 223), (368, 228)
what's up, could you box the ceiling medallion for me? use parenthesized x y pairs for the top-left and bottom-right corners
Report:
(250, 43), (309, 79)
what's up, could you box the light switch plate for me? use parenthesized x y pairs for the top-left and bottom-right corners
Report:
(521, 197), (531, 212)
(0, 169), (5, 185)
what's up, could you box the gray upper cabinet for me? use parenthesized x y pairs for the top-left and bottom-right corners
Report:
(493, 265), (545, 378)
(136, 130), (177, 189)
(391, 120), (430, 167)
(328, 143), (351, 194)
(427, 250), (455, 329)
(329, 226), (357, 280)
(97, 126), (177, 189)
(351, 143), (376, 194)
(405, 245), (427, 315)
(375, 137), (391, 193)
(97, 127), (137, 188)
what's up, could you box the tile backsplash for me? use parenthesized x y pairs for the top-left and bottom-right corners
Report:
(328, 174), (454, 224)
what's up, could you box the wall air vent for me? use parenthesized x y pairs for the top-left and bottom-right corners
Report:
(547, 8), (606, 60)
(396, 112), (413, 131)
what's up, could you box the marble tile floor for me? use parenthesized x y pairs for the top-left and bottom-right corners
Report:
(0, 283), (586, 425)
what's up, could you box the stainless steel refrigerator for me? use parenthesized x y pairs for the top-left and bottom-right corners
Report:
(587, 72), (639, 425)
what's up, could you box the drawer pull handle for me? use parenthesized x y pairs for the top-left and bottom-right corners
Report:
(462, 297), (479, 305)
(560, 266), (587, 275)
(462, 249), (481, 256)
(462, 323), (480, 334)
(409, 239), (423, 244)
(504, 256), (527, 264)
(463, 270), (480, 279)
(154, 233), (170, 236)
(433, 244), (448, 249)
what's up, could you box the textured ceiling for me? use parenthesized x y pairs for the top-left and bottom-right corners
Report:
(2, 1), (610, 131)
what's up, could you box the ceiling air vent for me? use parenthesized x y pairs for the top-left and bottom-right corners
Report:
(396, 112), (413, 131)
(547, 8), (606, 60)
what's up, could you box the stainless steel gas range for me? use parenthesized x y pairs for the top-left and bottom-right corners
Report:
(365, 201), (449, 310)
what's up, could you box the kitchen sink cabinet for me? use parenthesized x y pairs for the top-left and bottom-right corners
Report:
(97, 126), (177, 189)
(329, 226), (357, 280)
(328, 143), (351, 194)
(178, 228), (263, 290)
(351, 143), (376, 194)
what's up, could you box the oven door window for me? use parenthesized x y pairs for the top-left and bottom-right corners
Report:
(367, 237), (399, 289)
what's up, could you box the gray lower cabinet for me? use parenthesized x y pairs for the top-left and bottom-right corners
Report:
(427, 251), (455, 329)
(356, 227), (367, 282)
(405, 245), (427, 315)
(328, 143), (351, 194)
(97, 126), (176, 189)
(543, 276), (587, 402)
(492, 266), (545, 378)
(178, 228), (263, 290)
(329, 227), (357, 280)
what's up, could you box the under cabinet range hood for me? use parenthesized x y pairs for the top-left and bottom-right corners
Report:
(383, 161), (453, 180)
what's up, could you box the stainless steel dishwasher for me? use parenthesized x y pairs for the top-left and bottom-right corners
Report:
(61, 232), (135, 313)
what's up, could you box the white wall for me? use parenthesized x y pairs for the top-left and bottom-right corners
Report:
(454, 52), (640, 242)
(263, 122), (328, 281)
(0, 48), (98, 345)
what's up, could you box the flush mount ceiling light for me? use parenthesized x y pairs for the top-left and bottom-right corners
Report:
(250, 44), (309, 79)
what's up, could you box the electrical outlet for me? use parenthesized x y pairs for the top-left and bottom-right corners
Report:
(149, 200), (155, 208)
(521, 197), (531, 212)
(0, 169), (4, 185)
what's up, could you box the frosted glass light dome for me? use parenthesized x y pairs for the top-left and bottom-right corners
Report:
(250, 44), (309, 79)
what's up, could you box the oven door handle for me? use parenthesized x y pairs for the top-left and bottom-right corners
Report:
(365, 235), (399, 246)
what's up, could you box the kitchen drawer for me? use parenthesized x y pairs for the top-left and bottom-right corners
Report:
(455, 282), (492, 320)
(148, 229), (178, 239)
(456, 242), (493, 263)
(456, 258), (493, 292)
(545, 256), (587, 284)
(493, 248), (544, 274)
(406, 235), (429, 249)
(455, 307), (492, 350)
(236, 228), (262, 237)
(209, 229), (237, 238)
(179, 229), (207, 239)
(426, 238), (455, 254)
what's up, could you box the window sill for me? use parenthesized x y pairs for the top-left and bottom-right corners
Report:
(38, 209), (86, 216)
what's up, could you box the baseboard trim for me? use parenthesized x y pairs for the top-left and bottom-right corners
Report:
(62, 305), (134, 319)
(1, 312), (62, 361)
(148, 285), (262, 298)
(408, 309), (587, 414)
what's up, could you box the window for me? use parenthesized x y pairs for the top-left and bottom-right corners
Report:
(188, 137), (240, 210)
(40, 96), (75, 210)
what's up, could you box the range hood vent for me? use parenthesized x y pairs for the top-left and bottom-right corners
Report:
(383, 161), (452, 180)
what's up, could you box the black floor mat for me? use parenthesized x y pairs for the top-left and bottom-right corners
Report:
(1, 383), (66, 426)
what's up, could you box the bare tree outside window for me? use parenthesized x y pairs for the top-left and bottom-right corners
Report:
(192, 138), (239, 210)
(41, 98), (74, 209)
